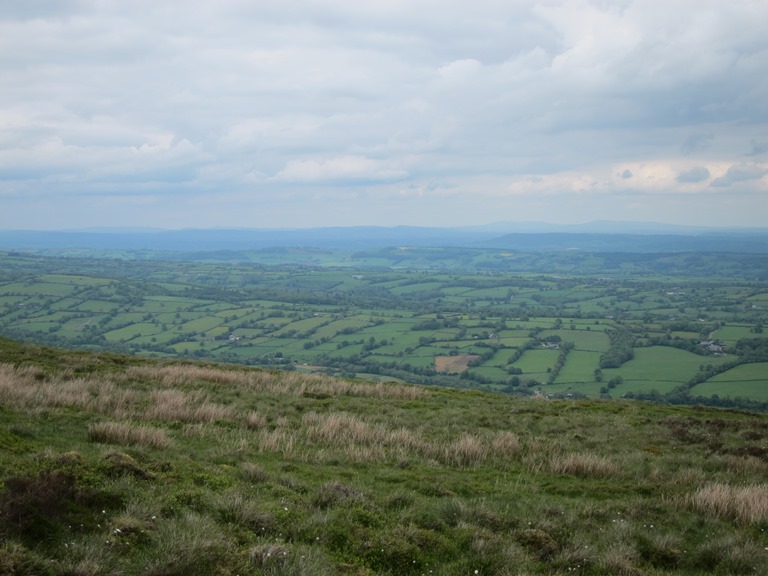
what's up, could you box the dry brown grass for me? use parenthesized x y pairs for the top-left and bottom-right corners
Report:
(490, 430), (522, 459)
(550, 452), (620, 478)
(299, 412), (520, 467)
(302, 411), (425, 462)
(440, 434), (489, 467)
(688, 483), (768, 524)
(257, 429), (297, 457)
(0, 364), (137, 418)
(124, 363), (429, 400)
(145, 389), (233, 423)
(88, 421), (172, 449)
(244, 410), (268, 430)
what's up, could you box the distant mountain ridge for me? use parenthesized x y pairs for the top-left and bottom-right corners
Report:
(1, 222), (767, 253)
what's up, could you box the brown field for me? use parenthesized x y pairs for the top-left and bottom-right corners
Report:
(435, 354), (479, 373)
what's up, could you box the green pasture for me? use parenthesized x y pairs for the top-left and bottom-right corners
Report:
(213, 307), (257, 319)
(469, 366), (509, 381)
(9, 321), (59, 333)
(485, 348), (520, 366)
(544, 381), (605, 397)
(312, 318), (371, 339)
(355, 326), (421, 346)
(602, 346), (733, 385)
(399, 354), (435, 369)
(541, 329), (610, 352)
(250, 316), (294, 330)
(746, 291), (768, 304)
(56, 317), (105, 337)
(17, 310), (72, 323)
(189, 302), (237, 313)
(71, 299), (117, 313)
(619, 380), (681, 396)
(152, 282), (188, 292)
(46, 297), (84, 310)
(389, 281), (444, 295)
(271, 315), (328, 336)
(497, 329), (530, 338)
(460, 287), (510, 298)
(447, 339), (490, 350)
(0, 295), (24, 305)
(231, 327), (264, 338)
(431, 328), (462, 341)
(1, 252), (767, 403)
(325, 344), (366, 358)
(514, 348), (560, 374)
(0, 281), (78, 297)
(497, 337), (532, 348)
(555, 350), (602, 383)
(712, 324), (758, 343)
(104, 322), (166, 343)
(669, 330), (701, 340)
(440, 286), (472, 296)
(691, 363), (768, 401)
(38, 274), (112, 286)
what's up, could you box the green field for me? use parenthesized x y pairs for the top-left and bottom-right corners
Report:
(0, 251), (767, 407)
(692, 363), (768, 402)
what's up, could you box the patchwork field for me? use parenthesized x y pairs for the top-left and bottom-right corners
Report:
(0, 251), (766, 408)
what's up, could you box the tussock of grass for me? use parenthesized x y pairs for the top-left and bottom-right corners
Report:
(240, 461), (268, 482)
(550, 452), (621, 478)
(88, 421), (171, 449)
(257, 429), (297, 457)
(688, 483), (768, 524)
(245, 410), (268, 429)
(124, 363), (429, 400)
(0, 365), (137, 417)
(146, 389), (233, 423)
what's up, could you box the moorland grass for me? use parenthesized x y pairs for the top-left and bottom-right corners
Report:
(0, 339), (767, 575)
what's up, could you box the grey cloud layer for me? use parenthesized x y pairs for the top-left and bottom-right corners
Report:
(1, 0), (767, 228)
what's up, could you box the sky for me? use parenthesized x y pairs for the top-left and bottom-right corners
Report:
(1, 0), (767, 230)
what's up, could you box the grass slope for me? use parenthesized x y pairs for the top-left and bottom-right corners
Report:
(0, 336), (767, 575)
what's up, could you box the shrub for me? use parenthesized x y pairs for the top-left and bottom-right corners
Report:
(0, 470), (119, 543)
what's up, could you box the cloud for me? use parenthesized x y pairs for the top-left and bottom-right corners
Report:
(1, 0), (768, 229)
(272, 155), (409, 184)
(747, 140), (768, 157)
(676, 166), (710, 184)
(680, 133), (714, 155)
(710, 163), (768, 188)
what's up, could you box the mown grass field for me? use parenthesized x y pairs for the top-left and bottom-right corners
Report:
(0, 337), (767, 575)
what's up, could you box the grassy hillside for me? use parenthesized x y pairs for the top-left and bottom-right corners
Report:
(0, 336), (767, 575)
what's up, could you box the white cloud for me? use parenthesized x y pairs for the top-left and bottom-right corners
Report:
(1, 0), (767, 229)
(272, 155), (409, 183)
(710, 163), (768, 188)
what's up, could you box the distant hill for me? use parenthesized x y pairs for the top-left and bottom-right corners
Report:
(1, 223), (768, 253)
(481, 232), (768, 253)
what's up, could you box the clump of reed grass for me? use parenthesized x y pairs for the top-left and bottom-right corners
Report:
(549, 452), (620, 478)
(88, 421), (171, 450)
(245, 410), (268, 429)
(240, 461), (268, 483)
(688, 483), (768, 524)
(145, 389), (233, 423)
(0, 365), (136, 418)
